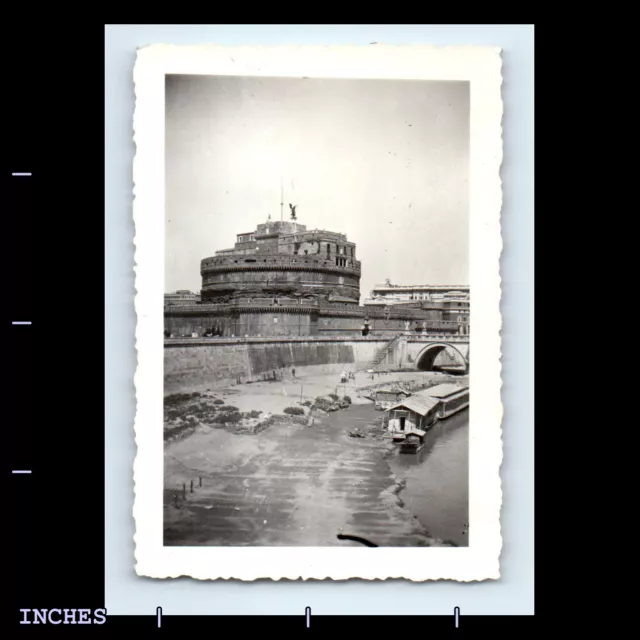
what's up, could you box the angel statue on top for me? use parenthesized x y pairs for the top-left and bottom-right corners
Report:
(289, 203), (297, 220)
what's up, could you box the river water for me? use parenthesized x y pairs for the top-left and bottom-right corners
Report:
(387, 408), (469, 546)
(334, 402), (469, 547)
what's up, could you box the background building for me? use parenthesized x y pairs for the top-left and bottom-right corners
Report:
(364, 282), (469, 335)
(165, 290), (201, 306)
(363, 282), (469, 304)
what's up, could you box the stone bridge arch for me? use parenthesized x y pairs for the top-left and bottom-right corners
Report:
(415, 342), (468, 373)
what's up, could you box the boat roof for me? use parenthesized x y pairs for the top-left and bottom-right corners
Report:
(386, 395), (440, 415)
(376, 386), (410, 395)
(419, 383), (468, 399)
(404, 428), (426, 437)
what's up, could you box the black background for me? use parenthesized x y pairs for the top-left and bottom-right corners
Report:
(4, 23), (539, 634)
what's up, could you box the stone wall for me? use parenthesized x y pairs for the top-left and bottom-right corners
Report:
(200, 255), (361, 303)
(164, 342), (251, 395)
(235, 311), (314, 337)
(164, 309), (315, 338)
(201, 265), (360, 302)
(165, 303), (461, 339)
(316, 315), (416, 336)
(164, 338), (386, 395)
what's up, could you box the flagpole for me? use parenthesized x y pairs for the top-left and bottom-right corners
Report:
(280, 175), (284, 221)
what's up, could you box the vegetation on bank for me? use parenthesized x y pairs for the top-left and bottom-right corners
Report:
(164, 392), (263, 440)
(311, 394), (352, 412)
(163, 392), (310, 441)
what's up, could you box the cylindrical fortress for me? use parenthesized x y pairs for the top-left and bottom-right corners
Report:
(200, 219), (361, 304)
(167, 216), (467, 340)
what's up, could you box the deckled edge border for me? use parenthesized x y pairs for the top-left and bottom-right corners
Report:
(131, 43), (504, 582)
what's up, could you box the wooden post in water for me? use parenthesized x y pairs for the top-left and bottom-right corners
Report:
(300, 385), (303, 404)
(182, 483), (186, 500)
(199, 477), (202, 487)
(190, 480), (194, 493)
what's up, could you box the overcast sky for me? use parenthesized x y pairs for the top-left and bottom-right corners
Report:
(165, 74), (469, 299)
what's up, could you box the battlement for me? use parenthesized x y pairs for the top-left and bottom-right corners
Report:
(201, 255), (361, 275)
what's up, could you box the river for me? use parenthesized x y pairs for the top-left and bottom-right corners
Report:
(387, 408), (469, 546)
(164, 381), (468, 547)
(329, 402), (469, 547)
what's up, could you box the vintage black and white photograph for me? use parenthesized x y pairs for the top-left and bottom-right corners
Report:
(133, 44), (503, 581)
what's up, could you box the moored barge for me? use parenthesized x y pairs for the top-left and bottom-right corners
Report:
(398, 429), (426, 454)
(422, 383), (469, 419)
(384, 383), (469, 444)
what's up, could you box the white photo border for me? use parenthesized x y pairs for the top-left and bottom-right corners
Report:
(133, 44), (503, 581)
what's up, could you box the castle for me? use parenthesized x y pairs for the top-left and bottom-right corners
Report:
(200, 218), (360, 306)
(164, 212), (463, 339)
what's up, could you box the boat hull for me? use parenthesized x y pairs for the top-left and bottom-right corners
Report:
(399, 443), (424, 454)
(437, 398), (469, 420)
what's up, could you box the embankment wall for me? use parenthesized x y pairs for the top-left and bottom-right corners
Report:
(164, 338), (388, 395)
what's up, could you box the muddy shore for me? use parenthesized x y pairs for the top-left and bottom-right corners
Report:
(164, 371), (466, 547)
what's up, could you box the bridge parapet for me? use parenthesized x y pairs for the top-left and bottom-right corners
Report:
(407, 334), (469, 343)
(164, 335), (392, 347)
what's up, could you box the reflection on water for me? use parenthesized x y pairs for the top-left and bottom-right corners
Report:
(388, 408), (469, 546)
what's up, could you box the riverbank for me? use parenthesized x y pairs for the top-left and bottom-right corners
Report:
(387, 409), (469, 546)
(163, 370), (467, 547)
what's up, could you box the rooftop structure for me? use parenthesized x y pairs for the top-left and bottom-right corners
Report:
(387, 394), (441, 416)
(420, 383), (468, 399)
(164, 290), (201, 306)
